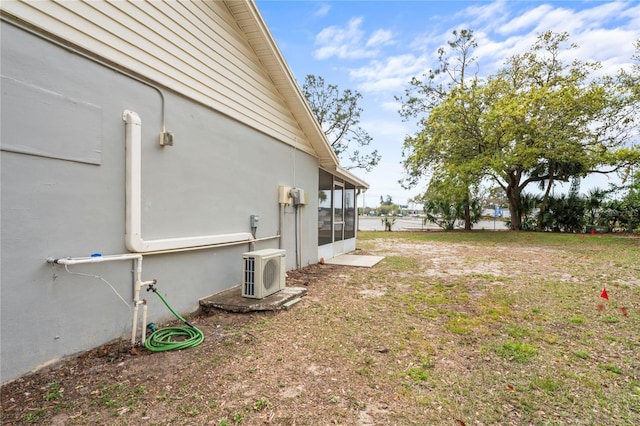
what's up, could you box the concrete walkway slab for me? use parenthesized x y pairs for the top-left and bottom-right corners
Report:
(324, 254), (384, 267)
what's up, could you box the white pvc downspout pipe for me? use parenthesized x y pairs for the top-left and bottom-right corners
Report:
(122, 110), (253, 253)
(47, 254), (156, 345)
(44, 112), (282, 347)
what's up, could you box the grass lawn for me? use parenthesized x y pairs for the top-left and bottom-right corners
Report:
(354, 231), (640, 425)
(2, 231), (639, 425)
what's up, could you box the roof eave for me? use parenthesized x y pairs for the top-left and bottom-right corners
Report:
(229, 0), (342, 168)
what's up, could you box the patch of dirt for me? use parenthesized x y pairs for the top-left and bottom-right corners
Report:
(1, 265), (343, 425)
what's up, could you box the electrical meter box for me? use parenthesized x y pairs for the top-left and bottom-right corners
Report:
(290, 188), (307, 205)
(278, 185), (292, 204)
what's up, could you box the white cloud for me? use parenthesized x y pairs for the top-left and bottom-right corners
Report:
(313, 17), (393, 60)
(461, 0), (511, 34)
(360, 159), (417, 206)
(343, 0), (640, 106)
(380, 100), (402, 113)
(443, 0), (640, 77)
(497, 5), (554, 36)
(314, 3), (331, 18)
(531, 8), (583, 34)
(356, 76), (408, 93)
(409, 29), (448, 54)
(366, 29), (394, 48)
(575, 1), (629, 26)
(620, 3), (640, 29)
(349, 54), (431, 93)
(472, 32), (536, 75)
(573, 28), (639, 76)
(361, 118), (409, 139)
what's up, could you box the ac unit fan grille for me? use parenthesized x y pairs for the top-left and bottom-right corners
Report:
(263, 258), (278, 290)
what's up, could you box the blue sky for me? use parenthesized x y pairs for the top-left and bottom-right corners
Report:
(256, 0), (640, 208)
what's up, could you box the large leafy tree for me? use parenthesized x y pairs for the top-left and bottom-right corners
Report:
(479, 32), (638, 229)
(302, 75), (380, 171)
(398, 29), (480, 229)
(401, 31), (640, 230)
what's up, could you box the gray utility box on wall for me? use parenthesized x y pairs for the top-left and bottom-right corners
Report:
(290, 188), (307, 205)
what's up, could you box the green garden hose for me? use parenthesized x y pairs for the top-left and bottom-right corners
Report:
(144, 287), (204, 352)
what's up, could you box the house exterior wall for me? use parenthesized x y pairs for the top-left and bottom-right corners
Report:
(0, 0), (317, 157)
(0, 21), (319, 383)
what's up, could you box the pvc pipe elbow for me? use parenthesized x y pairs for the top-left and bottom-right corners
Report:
(122, 110), (141, 125)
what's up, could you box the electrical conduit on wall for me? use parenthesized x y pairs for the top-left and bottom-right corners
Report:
(122, 110), (253, 253)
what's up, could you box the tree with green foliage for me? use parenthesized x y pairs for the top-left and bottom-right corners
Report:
(483, 32), (639, 229)
(539, 178), (586, 232)
(380, 215), (396, 231)
(484, 186), (509, 217)
(419, 172), (482, 230)
(380, 194), (394, 206)
(608, 169), (640, 232)
(302, 75), (380, 171)
(505, 193), (542, 231)
(584, 188), (608, 228)
(420, 170), (482, 230)
(378, 204), (399, 217)
(423, 199), (459, 231)
(400, 31), (640, 230)
(398, 29), (481, 230)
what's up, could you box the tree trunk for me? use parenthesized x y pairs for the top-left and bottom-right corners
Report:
(506, 182), (522, 230)
(464, 204), (472, 230)
(537, 174), (554, 230)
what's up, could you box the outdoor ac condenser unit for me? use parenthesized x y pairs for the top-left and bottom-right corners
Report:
(242, 249), (286, 299)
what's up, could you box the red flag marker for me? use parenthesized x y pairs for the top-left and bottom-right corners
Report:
(600, 288), (609, 300)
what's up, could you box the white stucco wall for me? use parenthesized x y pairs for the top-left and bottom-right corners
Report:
(0, 21), (319, 383)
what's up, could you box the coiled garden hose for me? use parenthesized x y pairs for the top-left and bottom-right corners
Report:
(144, 287), (204, 352)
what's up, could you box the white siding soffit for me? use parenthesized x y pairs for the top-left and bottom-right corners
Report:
(0, 0), (347, 173)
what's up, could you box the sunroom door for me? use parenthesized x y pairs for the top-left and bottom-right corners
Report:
(333, 182), (345, 255)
